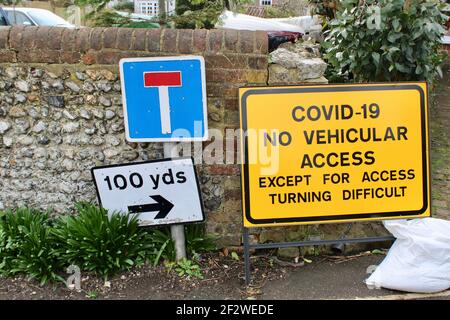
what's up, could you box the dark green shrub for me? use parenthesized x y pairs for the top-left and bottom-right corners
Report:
(323, 0), (448, 83)
(52, 202), (153, 278)
(0, 208), (62, 285)
(185, 223), (217, 257)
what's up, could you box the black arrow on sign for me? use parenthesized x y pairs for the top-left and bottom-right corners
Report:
(128, 195), (174, 219)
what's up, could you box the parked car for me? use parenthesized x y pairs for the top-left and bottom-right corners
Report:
(0, 7), (75, 28)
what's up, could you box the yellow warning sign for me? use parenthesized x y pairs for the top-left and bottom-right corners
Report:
(239, 83), (430, 227)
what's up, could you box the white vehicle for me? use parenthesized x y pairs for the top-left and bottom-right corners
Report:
(0, 7), (75, 28)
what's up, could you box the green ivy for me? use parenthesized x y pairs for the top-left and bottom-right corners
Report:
(323, 0), (448, 83)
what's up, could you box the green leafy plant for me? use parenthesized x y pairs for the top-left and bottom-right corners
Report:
(175, 258), (203, 279)
(185, 223), (218, 257)
(231, 252), (240, 261)
(52, 202), (153, 279)
(323, 0), (448, 83)
(113, 0), (135, 12)
(0, 208), (62, 285)
(85, 290), (98, 299)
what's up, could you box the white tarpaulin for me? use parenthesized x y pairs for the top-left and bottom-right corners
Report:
(216, 10), (305, 33)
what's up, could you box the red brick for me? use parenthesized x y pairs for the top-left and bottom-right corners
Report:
(193, 29), (207, 52)
(49, 27), (64, 50)
(96, 51), (128, 65)
(248, 56), (268, 70)
(35, 26), (52, 49)
(90, 28), (103, 51)
(117, 28), (133, 50)
(0, 27), (10, 49)
(204, 165), (240, 175)
(75, 27), (91, 52)
(147, 29), (160, 52)
(18, 49), (60, 63)
(61, 51), (81, 64)
(161, 28), (177, 52)
(21, 27), (37, 49)
(61, 28), (76, 51)
(131, 29), (147, 51)
(224, 30), (238, 52)
(103, 27), (119, 49)
(239, 30), (254, 53)
(9, 26), (27, 50)
(82, 52), (96, 65)
(255, 31), (268, 54)
(208, 29), (223, 53)
(178, 29), (193, 54)
(204, 54), (248, 69)
(224, 188), (241, 200)
(224, 98), (238, 111)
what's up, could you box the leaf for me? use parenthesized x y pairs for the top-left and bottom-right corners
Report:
(371, 52), (380, 66)
(231, 252), (239, 261)
(303, 258), (312, 264)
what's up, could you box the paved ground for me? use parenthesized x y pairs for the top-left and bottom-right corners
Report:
(261, 254), (450, 300)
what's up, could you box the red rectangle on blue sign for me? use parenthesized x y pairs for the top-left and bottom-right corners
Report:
(144, 71), (182, 87)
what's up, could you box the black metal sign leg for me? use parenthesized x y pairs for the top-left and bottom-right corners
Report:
(243, 227), (251, 286)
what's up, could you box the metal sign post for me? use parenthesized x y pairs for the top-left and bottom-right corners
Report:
(118, 56), (209, 261)
(164, 142), (186, 260)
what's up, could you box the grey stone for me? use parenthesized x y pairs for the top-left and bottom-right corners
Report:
(2, 137), (13, 147)
(5, 67), (17, 79)
(51, 80), (64, 92)
(14, 94), (27, 104)
(105, 136), (121, 146)
(123, 151), (139, 161)
(62, 122), (79, 133)
(37, 135), (50, 145)
(92, 109), (104, 119)
(17, 136), (34, 145)
(31, 68), (44, 78)
(65, 81), (80, 93)
(46, 96), (65, 108)
(82, 82), (95, 93)
(84, 126), (96, 135)
(99, 96), (112, 107)
(75, 71), (86, 81)
(270, 48), (299, 69)
(79, 109), (91, 120)
(105, 110), (115, 120)
(32, 121), (47, 133)
(15, 80), (30, 93)
(14, 119), (30, 134)
(0, 121), (11, 134)
(268, 63), (327, 84)
(103, 148), (120, 158)
(63, 110), (78, 120)
(96, 80), (112, 93)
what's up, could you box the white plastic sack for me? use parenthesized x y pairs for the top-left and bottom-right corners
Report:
(365, 218), (450, 293)
(216, 10), (305, 33)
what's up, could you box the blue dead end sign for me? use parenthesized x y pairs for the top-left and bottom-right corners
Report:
(119, 56), (208, 142)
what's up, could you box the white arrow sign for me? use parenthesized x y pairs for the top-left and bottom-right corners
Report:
(91, 157), (204, 226)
